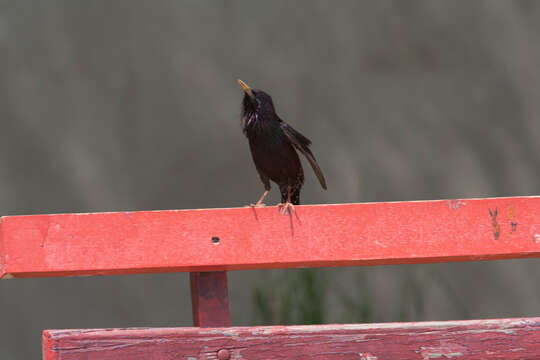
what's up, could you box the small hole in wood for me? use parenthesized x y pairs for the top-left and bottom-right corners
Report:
(212, 236), (220, 244)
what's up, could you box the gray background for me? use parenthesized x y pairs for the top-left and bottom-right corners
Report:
(1, 1), (540, 358)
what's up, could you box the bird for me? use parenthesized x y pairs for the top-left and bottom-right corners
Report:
(238, 79), (327, 214)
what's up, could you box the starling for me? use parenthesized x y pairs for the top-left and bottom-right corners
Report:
(238, 79), (327, 213)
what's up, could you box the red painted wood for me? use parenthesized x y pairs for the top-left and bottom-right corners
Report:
(190, 271), (230, 327)
(42, 317), (540, 359)
(3, 196), (540, 278)
(0, 221), (5, 278)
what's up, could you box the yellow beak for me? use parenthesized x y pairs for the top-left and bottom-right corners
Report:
(237, 79), (254, 98)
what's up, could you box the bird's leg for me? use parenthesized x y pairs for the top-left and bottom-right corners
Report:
(250, 190), (269, 208)
(278, 186), (295, 215)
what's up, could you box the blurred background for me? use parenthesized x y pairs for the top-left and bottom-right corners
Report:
(1, 1), (540, 358)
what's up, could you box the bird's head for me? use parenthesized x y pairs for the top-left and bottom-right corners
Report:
(238, 79), (277, 129)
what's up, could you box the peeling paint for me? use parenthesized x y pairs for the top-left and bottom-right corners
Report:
(42, 316), (540, 359)
(250, 327), (278, 335)
(359, 352), (378, 360)
(422, 352), (463, 359)
(534, 234), (540, 244)
(505, 206), (516, 221)
(510, 222), (517, 233)
(488, 208), (500, 240)
(420, 344), (466, 359)
(200, 328), (241, 337)
(448, 200), (466, 209)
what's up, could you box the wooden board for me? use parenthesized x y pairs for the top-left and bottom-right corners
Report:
(2, 196), (540, 278)
(42, 317), (540, 359)
(190, 271), (230, 327)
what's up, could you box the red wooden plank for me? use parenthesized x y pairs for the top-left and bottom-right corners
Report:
(0, 220), (5, 278)
(190, 271), (230, 327)
(42, 317), (540, 360)
(3, 196), (540, 278)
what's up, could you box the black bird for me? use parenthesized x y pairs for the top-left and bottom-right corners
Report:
(238, 79), (327, 213)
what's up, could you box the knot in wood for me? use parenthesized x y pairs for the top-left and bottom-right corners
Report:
(217, 349), (230, 360)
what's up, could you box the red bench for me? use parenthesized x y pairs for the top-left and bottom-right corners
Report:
(1, 196), (539, 359)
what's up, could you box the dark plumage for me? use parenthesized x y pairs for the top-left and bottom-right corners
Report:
(238, 79), (326, 210)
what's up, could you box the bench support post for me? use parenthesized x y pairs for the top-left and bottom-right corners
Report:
(190, 271), (230, 327)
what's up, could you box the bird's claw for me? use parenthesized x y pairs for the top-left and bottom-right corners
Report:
(277, 202), (295, 215)
(246, 203), (266, 208)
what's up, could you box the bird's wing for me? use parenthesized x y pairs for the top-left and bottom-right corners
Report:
(281, 122), (327, 190)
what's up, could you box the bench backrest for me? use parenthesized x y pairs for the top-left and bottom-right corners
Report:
(2, 196), (540, 359)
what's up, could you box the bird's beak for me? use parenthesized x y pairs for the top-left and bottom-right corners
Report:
(237, 79), (254, 98)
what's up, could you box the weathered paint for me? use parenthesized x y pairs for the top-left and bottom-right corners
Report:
(2, 196), (540, 278)
(42, 317), (540, 360)
(419, 344), (465, 359)
(190, 271), (230, 327)
(359, 353), (378, 360)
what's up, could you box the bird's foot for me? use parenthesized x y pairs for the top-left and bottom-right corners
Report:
(277, 202), (295, 215)
(248, 203), (266, 208)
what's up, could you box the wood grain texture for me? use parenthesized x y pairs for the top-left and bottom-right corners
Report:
(3, 196), (540, 278)
(190, 271), (230, 327)
(42, 317), (540, 360)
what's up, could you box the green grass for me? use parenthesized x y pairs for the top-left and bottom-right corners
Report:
(251, 269), (326, 325)
(252, 266), (469, 325)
